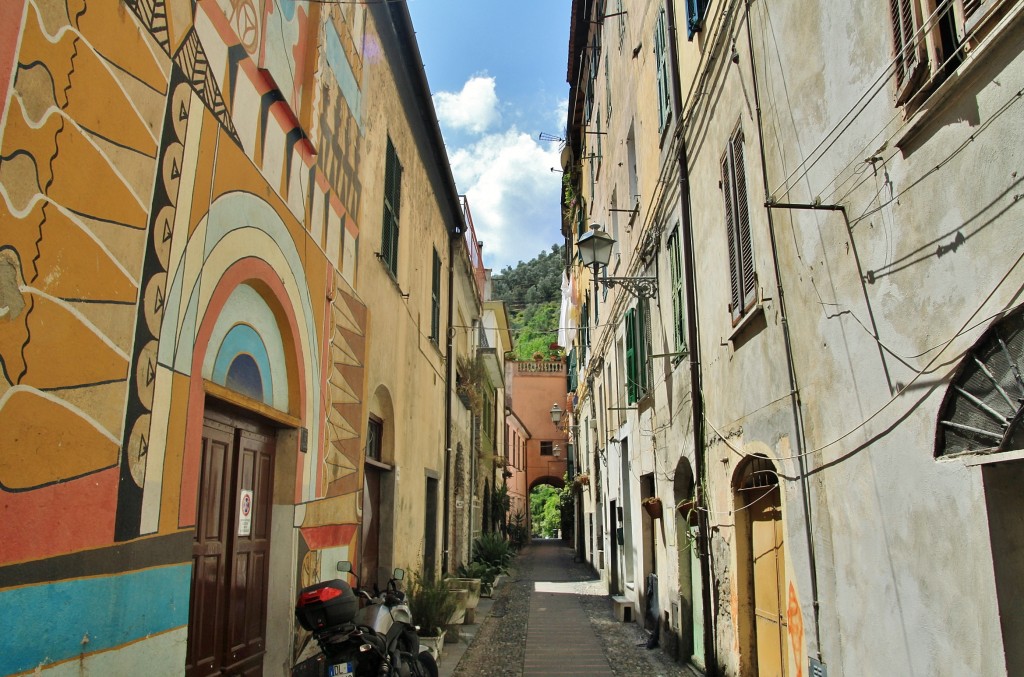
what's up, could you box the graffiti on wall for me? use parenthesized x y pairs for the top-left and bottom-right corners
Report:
(787, 581), (805, 677)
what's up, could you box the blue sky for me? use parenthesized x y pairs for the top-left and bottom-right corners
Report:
(406, 0), (572, 272)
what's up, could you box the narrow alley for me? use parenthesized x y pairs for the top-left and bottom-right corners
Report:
(440, 540), (688, 677)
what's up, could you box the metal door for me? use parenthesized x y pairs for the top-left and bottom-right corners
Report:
(187, 414), (275, 677)
(750, 486), (787, 677)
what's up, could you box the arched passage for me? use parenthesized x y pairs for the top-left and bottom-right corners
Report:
(529, 475), (566, 539)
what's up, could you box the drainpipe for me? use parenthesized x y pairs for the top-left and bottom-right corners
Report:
(665, 3), (718, 674)
(743, 0), (823, 663)
(443, 230), (456, 574)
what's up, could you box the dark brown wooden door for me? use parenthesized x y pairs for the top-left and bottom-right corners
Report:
(187, 414), (275, 677)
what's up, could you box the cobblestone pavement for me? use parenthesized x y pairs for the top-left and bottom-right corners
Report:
(440, 539), (690, 677)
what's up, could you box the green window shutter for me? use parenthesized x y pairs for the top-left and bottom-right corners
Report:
(686, 0), (708, 40)
(430, 248), (441, 344)
(640, 299), (652, 395)
(654, 7), (671, 132)
(383, 137), (402, 276)
(669, 225), (686, 352)
(625, 308), (638, 403)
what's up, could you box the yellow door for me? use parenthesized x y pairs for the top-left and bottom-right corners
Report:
(751, 486), (787, 677)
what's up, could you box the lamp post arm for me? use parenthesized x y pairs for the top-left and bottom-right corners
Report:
(600, 276), (658, 299)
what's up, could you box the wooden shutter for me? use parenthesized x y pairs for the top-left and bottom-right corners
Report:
(383, 138), (402, 274)
(669, 226), (686, 352)
(722, 150), (742, 319)
(686, 0), (706, 39)
(890, 0), (924, 103)
(732, 131), (756, 311)
(431, 249), (441, 342)
(625, 308), (638, 403)
(639, 299), (652, 396)
(655, 8), (671, 131)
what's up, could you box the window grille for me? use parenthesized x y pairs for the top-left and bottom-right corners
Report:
(739, 456), (778, 490)
(937, 309), (1024, 456)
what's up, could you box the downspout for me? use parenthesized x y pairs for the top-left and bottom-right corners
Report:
(443, 230), (456, 574)
(743, 0), (823, 662)
(665, 4), (718, 674)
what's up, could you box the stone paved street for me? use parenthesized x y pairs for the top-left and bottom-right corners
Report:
(438, 540), (691, 677)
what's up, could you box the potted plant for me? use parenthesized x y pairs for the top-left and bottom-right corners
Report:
(642, 496), (664, 519)
(455, 355), (484, 413)
(445, 575), (482, 624)
(407, 572), (456, 660)
(574, 472), (590, 487)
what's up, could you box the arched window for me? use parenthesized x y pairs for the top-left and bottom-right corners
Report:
(936, 309), (1024, 458)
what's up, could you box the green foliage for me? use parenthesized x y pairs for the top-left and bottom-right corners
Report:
(456, 560), (501, 585)
(407, 572), (457, 637)
(472, 532), (513, 569)
(507, 509), (529, 550)
(530, 485), (562, 538)
(492, 246), (565, 361)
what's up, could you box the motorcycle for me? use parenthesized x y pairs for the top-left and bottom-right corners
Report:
(294, 562), (438, 677)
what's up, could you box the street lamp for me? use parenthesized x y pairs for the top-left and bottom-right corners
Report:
(549, 403), (563, 427)
(576, 224), (658, 299)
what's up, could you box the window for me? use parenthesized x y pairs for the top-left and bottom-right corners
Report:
(430, 248), (441, 344)
(653, 6), (671, 132)
(617, 0), (626, 46)
(890, 0), (999, 105)
(667, 223), (687, 354)
(625, 302), (652, 403)
(605, 52), (612, 122)
(686, 0), (710, 40)
(381, 137), (402, 276)
(540, 441), (555, 456)
(367, 416), (383, 461)
(722, 125), (756, 322)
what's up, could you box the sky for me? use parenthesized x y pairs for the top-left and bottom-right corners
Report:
(406, 0), (572, 273)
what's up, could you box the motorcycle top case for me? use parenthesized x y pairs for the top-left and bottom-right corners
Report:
(295, 579), (358, 631)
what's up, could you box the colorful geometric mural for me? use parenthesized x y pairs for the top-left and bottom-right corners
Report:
(0, 0), (167, 562)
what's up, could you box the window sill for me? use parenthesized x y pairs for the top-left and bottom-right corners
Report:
(895, 0), (1024, 149)
(727, 303), (765, 345)
(945, 447), (1024, 466)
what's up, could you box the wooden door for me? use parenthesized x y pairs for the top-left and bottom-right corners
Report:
(751, 486), (787, 677)
(187, 414), (275, 677)
(361, 465), (381, 585)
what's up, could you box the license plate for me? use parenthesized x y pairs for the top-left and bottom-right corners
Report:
(328, 663), (354, 676)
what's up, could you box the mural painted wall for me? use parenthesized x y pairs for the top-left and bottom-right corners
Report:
(0, 0), (373, 673)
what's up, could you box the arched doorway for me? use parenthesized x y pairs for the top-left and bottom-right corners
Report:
(181, 264), (307, 677)
(528, 476), (566, 540)
(673, 459), (703, 668)
(735, 455), (787, 677)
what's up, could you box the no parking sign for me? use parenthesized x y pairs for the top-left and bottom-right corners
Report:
(239, 489), (254, 536)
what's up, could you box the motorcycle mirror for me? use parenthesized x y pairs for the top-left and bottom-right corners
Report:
(392, 567), (405, 581)
(337, 561), (353, 573)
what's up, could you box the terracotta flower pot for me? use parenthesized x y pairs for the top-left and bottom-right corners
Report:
(642, 498), (664, 519)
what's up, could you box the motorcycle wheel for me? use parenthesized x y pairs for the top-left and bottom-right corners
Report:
(414, 650), (438, 677)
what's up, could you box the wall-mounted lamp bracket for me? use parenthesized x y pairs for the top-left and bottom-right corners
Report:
(601, 276), (658, 299)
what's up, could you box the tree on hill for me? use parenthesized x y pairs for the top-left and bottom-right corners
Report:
(492, 245), (565, 360)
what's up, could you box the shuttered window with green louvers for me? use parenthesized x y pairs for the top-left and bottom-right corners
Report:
(382, 137), (402, 276)
(668, 223), (687, 354)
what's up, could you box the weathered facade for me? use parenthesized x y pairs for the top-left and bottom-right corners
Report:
(565, 0), (1024, 675)
(0, 2), (481, 675)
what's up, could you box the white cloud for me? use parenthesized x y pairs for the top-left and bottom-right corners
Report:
(433, 76), (500, 135)
(449, 129), (563, 271)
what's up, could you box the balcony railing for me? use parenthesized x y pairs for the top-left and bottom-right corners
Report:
(460, 195), (486, 301)
(514, 360), (566, 375)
